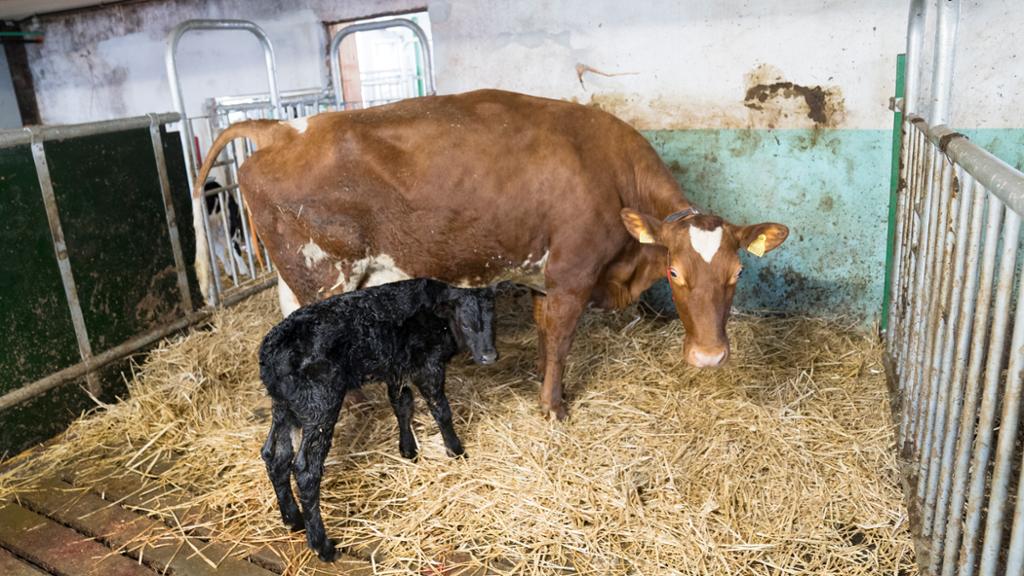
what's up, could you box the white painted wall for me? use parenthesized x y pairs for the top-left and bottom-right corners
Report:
(0, 49), (22, 129)
(21, 0), (1024, 130)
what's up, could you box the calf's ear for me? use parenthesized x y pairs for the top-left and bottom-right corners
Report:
(620, 209), (663, 245)
(735, 223), (789, 257)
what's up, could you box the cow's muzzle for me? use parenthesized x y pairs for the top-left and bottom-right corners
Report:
(686, 344), (729, 368)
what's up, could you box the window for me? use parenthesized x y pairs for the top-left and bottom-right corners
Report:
(327, 11), (432, 108)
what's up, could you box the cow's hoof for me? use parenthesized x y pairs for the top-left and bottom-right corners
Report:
(446, 445), (467, 459)
(542, 404), (567, 422)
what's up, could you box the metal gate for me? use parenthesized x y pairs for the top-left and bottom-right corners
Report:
(165, 18), (434, 307)
(886, 1), (1024, 575)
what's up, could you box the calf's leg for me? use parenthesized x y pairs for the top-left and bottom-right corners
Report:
(293, 397), (343, 562)
(386, 379), (418, 459)
(412, 363), (464, 457)
(260, 402), (303, 530)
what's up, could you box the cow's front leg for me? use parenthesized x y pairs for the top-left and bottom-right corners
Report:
(539, 289), (588, 421)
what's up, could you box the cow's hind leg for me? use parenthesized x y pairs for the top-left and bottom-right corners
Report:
(261, 402), (303, 530)
(532, 291), (548, 377)
(293, 395), (343, 562)
(412, 362), (464, 458)
(539, 289), (588, 421)
(386, 379), (418, 460)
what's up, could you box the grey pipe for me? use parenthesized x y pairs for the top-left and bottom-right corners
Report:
(903, 0), (927, 115)
(165, 18), (282, 183)
(930, 0), (961, 125)
(0, 113), (180, 149)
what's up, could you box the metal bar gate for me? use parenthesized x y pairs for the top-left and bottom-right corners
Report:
(166, 18), (433, 307)
(887, 2), (1024, 574)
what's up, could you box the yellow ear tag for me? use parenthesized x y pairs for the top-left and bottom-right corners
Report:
(747, 233), (768, 257)
(637, 230), (656, 244)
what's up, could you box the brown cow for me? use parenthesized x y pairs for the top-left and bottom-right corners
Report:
(192, 89), (788, 420)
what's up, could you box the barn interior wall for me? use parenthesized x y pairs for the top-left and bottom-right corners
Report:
(19, 0), (1024, 321)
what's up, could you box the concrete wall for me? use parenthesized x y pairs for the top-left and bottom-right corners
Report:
(20, 0), (1024, 320)
(0, 49), (23, 129)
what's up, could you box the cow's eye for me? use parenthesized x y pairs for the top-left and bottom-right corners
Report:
(668, 267), (686, 287)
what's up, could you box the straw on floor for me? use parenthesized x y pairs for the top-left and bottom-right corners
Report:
(0, 287), (917, 575)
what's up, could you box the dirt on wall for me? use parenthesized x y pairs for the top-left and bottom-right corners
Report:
(581, 63), (846, 131)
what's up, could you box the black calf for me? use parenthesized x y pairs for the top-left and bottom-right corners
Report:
(258, 278), (497, 561)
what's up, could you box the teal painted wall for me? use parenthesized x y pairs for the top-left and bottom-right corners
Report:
(639, 128), (1024, 322)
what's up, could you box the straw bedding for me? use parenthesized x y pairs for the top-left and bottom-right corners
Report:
(0, 287), (916, 575)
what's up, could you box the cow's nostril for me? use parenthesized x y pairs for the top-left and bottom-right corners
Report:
(687, 347), (727, 368)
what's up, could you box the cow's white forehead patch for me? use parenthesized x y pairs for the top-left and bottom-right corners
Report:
(286, 116), (309, 134)
(689, 226), (723, 263)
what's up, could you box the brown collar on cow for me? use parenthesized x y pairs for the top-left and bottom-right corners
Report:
(663, 207), (701, 223)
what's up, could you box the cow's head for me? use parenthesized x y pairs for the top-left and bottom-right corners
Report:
(620, 208), (788, 368)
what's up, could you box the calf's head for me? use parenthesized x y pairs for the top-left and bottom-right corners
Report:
(621, 208), (788, 368)
(439, 286), (498, 365)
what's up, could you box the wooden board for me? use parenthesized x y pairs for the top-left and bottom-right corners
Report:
(17, 478), (274, 576)
(61, 465), (374, 575)
(0, 502), (155, 576)
(0, 547), (51, 576)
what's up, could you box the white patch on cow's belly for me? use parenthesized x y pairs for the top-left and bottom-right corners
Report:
(490, 250), (549, 290)
(285, 116), (308, 134)
(362, 254), (412, 288)
(690, 227), (723, 263)
(322, 254), (410, 294)
(278, 275), (301, 317)
(300, 240), (328, 268)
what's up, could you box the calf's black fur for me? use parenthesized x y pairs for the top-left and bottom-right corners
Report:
(258, 278), (497, 561)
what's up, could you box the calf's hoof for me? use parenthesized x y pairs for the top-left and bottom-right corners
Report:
(445, 444), (467, 459)
(282, 511), (304, 532)
(315, 539), (337, 562)
(399, 445), (418, 461)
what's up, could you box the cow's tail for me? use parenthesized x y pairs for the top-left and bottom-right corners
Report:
(191, 120), (290, 304)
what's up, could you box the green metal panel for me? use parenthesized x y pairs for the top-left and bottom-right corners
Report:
(0, 145), (80, 389)
(0, 143), (90, 459)
(45, 129), (184, 353)
(0, 126), (195, 459)
(881, 54), (907, 332)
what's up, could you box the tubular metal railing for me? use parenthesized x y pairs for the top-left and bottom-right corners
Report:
(887, 2), (1024, 575)
(166, 18), (435, 307)
(0, 113), (280, 414)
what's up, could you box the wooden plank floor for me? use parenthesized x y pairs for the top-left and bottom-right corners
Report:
(0, 451), (380, 576)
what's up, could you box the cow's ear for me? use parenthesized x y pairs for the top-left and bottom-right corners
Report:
(736, 222), (789, 257)
(620, 209), (663, 245)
